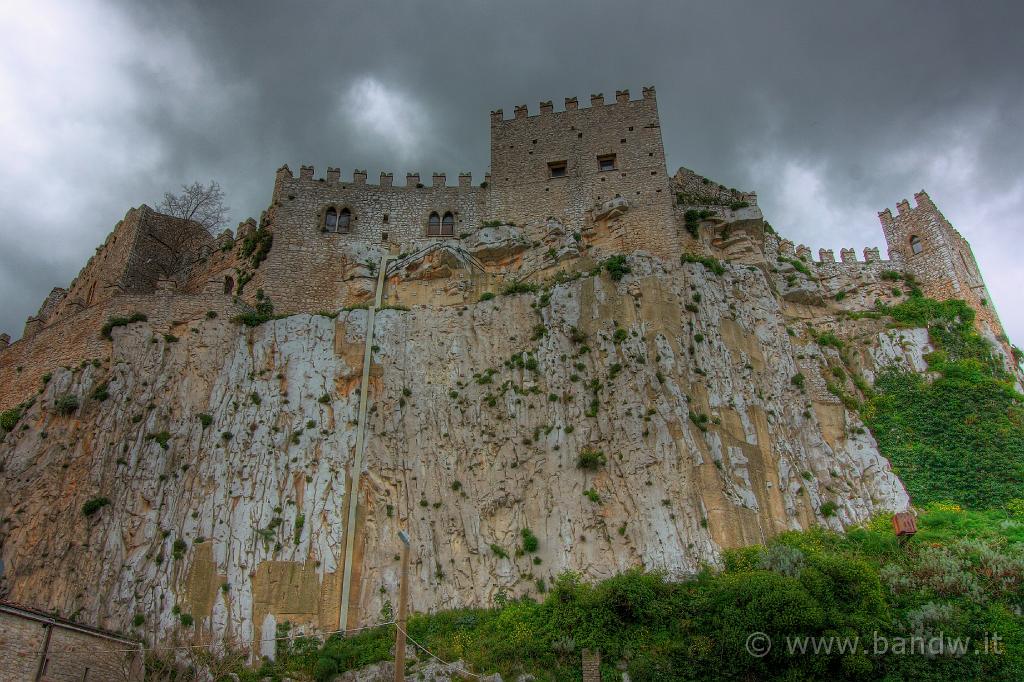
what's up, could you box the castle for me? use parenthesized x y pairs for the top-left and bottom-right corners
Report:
(0, 85), (1014, 409)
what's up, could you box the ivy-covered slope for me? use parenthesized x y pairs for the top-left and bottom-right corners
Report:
(862, 297), (1024, 508)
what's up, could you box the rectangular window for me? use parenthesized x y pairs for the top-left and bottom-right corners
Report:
(598, 154), (616, 172)
(548, 161), (567, 178)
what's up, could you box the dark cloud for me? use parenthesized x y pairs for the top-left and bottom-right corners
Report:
(2, 0), (1022, 341)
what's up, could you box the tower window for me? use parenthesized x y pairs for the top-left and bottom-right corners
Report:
(548, 161), (567, 178)
(428, 212), (441, 235)
(598, 154), (616, 172)
(441, 212), (455, 236)
(337, 208), (351, 233)
(909, 235), (923, 254)
(325, 207), (337, 231)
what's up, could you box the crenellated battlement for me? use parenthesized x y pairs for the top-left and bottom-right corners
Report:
(489, 85), (657, 123)
(275, 165), (483, 190)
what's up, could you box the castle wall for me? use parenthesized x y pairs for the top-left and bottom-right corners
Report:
(488, 88), (678, 259)
(261, 168), (486, 314)
(0, 291), (241, 412)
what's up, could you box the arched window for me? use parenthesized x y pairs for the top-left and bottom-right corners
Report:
(224, 275), (234, 295)
(427, 212), (441, 236)
(338, 208), (351, 233)
(909, 235), (923, 255)
(325, 207), (338, 232)
(441, 212), (455, 236)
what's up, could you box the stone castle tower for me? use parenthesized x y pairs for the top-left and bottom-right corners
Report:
(879, 191), (1008, 343)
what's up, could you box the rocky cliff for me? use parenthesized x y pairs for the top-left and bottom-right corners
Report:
(0, 238), (922, 652)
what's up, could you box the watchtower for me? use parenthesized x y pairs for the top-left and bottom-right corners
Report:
(879, 191), (1007, 343)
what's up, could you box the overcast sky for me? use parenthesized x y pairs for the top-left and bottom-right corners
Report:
(1, 0), (1021, 342)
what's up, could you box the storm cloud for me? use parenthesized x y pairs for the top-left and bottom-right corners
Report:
(1, 0), (1021, 341)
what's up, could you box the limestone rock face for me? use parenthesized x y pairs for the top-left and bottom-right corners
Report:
(0, 254), (910, 652)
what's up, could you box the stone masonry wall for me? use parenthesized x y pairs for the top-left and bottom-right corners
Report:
(0, 291), (242, 412)
(879, 191), (1009, 344)
(488, 88), (678, 259)
(0, 607), (141, 681)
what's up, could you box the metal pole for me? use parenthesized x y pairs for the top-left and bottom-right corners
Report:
(394, 530), (411, 682)
(340, 254), (395, 632)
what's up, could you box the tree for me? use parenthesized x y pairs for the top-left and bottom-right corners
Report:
(159, 180), (229, 236)
(142, 181), (229, 280)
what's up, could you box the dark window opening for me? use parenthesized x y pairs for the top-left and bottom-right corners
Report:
(427, 212), (441, 236)
(628, 126), (634, 131)
(382, 213), (389, 223)
(382, 232), (389, 241)
(224, 276), (234, 295)
(910, 235), (923, 255)
(441, 212), (455, 236)
(548, 161), (567, 178)
(598, 154), (616, 172)
(325, 207), (338, 231)
(337, 208), (351, 233)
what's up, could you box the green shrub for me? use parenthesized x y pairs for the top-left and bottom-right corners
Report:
(54, 394), (79, 415)
(820, 501), (838, 517)
(602, 255), (631, 281)
(1, 407), (23, 433)
(178, 613), (194, 627)
(501, 281), (540, 296)
(172, 539), (188, 560)
(82, 496), (110, 516)
(101, 312), (147, 339)
(490, 543), (508, 559)
(198, 413), (213, 428)
(231, 298), (278, 327)
(729, 200), (750, 210)
(240, 227), (273, 267)
(681, 252), (726, 276)
(479, 292), (496, 301)
(90, 382), (109, 402)
(791, 373), (805, 389)
(132, 614), (145, 627)
(521, 528), (539, 553)
(577, 447), (606, 470)
(145, 431), (171, 450)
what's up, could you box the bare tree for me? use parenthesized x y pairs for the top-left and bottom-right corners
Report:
(159, 181), (229, 236)
(140, 181), (229, 282)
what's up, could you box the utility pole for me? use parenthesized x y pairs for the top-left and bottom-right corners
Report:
(394, 529), (411, 682)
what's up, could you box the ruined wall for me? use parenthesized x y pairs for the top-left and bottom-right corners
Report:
(488, 88), (677, 259)
(0, 291), (242, 412)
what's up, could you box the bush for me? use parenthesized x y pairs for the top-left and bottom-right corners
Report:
(521, 528), (539, 553)
(82, 496), (110, 516)
(577, 447), (606, 470)
(820, 501), (838, 517)
(729, 200), (750, 210)
(313, 656), (338, 682)
(101, 312), (147, 339)
(479, 292), (496, 301)
(54, 394), (79, 415)
(681, 252), (726, 276)
(602, 255), (631, 281)
(90, 382), (109, 402)
(1, 407), (23, 433)
(198, 413), (213, 428)
(791, 373), (805, 389)
(231, 298), (278, 327)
